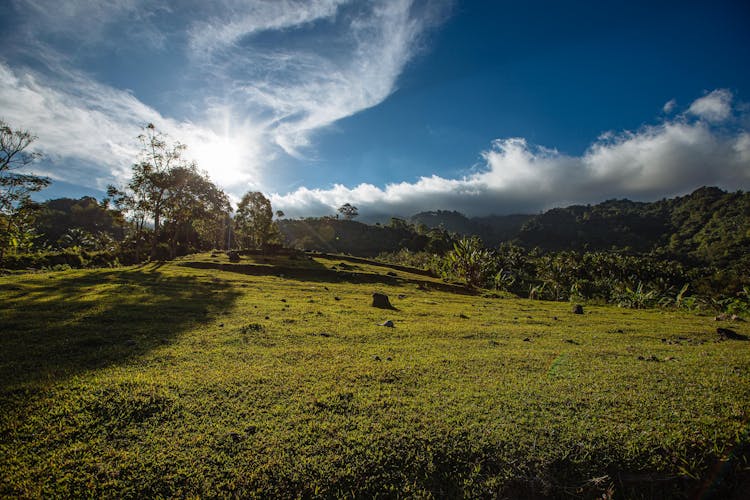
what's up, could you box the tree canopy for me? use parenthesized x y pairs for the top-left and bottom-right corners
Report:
(235, 191), (275, 249)
(0, 119), (50, 262)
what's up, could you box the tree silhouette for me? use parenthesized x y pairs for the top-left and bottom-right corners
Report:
(1, 119), (50, 262)
(337, 203), (358, 220)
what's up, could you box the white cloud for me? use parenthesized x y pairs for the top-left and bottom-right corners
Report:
(193, 0), (437, 157)
(3, 0), (446, 194)
(0, 62), (264, 190)
(688, 89), (733, 122)
(272, 90), (750, 218)
(187, 0), (350, 56)
(11, 0), (169, 49)
(662, 98), (676, 114)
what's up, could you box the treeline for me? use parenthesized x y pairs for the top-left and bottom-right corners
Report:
(277, 217), (454, 256)
(410, 186), (750, 266)
(0, 121), (282, 270)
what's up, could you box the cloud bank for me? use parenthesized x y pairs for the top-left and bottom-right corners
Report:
(272, 90), (750, 217)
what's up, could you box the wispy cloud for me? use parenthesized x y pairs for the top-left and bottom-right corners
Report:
(10, 0), (170, 49)
(272, 90), (750, 217)
(0, 62), (263, 190)
(187, 0), (350, 56)
(190, 0), (444, 157)
(3, 0), (447, 194)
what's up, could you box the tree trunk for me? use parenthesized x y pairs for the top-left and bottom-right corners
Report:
(150, 199), (162, 261)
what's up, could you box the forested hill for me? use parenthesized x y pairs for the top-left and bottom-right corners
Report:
(515, 186), (749, 264)
(409, 210), (532, 245)
(281, 187), (749, 265)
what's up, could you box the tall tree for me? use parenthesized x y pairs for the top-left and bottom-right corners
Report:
(338, 203), (358, 220)
(235, 192), (274, 249)
(108, 124), (192, 260)
(0, 119), (50, 262)
(162, 164), (231, 257)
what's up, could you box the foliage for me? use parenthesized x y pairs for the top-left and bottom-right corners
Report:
(0, 119), (50, 263)
(279, 217), (454, 256)
(443, 237), (496, 288)
(0, 248), (121, 270)
(34, 197), (126, 251)
(161, 164), (231, 258)
(235, 191), (275, 249)
(108, 124), (231, 261)
(337, 202), (359, 220)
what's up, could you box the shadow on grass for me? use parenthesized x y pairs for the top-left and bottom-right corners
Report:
(179, 261), (476, 295)
(0, 268), (241, 390)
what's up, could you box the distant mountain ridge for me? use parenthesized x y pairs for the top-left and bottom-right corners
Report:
(280, 187), (750, 266)
(409, 210), (533, 245)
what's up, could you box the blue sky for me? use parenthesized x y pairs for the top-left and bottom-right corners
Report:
(2, 0), (749, 217)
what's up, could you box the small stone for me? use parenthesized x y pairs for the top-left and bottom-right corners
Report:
(281, 298), (286, 302)
(638, 355), (645, 360)
(219, 323), (224, 327)
(372, 292), (394, 309)
(386, 356), (393, 361)
(372, 355), (381, 361)
(459, 313), (469, 319)
(523, 337), (531, 342)
(380, 320), (395, 328)
(572, 304), (584, 314)
(264, 316), (270, 320)
(334, 296), (341, 301)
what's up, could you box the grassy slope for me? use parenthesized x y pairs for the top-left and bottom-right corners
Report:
(1, 253), (749, 498)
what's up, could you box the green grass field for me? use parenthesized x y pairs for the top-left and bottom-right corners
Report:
(1, 253), (749, 498)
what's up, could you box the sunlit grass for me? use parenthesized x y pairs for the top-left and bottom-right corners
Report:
(1, 254), (748, 497)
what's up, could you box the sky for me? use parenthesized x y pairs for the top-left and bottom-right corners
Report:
(2, 0), (750, 218)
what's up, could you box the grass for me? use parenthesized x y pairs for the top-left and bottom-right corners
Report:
(1, 252), (749, 498)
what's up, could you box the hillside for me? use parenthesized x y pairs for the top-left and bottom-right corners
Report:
(410, 210), (533, 245)
(279, 188), (750, 271)
(409, 187), (750, 262)
(515, 187), (750, 263)
(2, 253), (749, 497)
(277, 218), (453, 256)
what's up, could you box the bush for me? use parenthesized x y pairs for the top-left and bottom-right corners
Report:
(1, 249), (121, 270)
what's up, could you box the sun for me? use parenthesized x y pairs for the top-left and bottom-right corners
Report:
(190, 135), (247, 186)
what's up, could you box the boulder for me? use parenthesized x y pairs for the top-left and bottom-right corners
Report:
(572, 304), (584, 314)
(372, 292), (394, 309)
